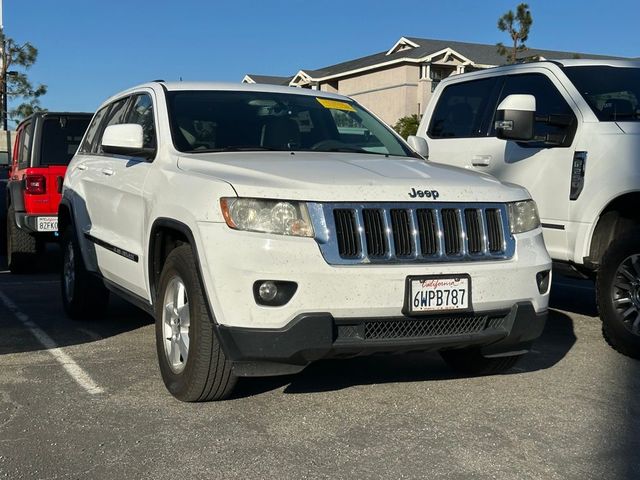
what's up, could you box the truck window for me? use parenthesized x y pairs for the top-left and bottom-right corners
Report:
(492, 73), (576, 147)
(39, 116), (91, 166)
(427, 77), (499, 139)
(562, 66), (640, 122)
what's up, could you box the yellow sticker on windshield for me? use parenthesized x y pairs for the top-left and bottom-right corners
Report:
(316, 98), (356, 112)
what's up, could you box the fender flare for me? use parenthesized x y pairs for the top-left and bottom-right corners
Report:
(148, 218), (217, 324)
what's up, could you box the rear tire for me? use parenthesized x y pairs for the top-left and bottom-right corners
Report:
(440, 348), (521, 375)
(60, 225), (110, 320)
(596, 230), (640, 360)
(155, 244), (237, 402)
(7, 206), (37, 273)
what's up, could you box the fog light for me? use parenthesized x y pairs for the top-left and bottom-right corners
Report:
(536, 270), (551, 294)
(253, 280), (298, 306)
(258, 281), (278, 301)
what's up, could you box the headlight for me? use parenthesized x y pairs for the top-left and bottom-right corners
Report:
(508, 200), (540, 234)
(220, 198), (314, 237)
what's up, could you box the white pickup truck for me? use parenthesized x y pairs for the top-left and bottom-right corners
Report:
(59, 82), (551, 401)
(411, 59), (640, 359)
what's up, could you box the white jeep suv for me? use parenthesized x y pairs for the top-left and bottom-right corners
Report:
(60, 82), (551, 401)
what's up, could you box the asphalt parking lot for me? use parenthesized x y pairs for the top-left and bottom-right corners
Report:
(1, 253), (639, 480)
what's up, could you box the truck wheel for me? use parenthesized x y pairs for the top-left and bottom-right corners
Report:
(60, 226), (109, 320)
(6, 206), (37, 273)
(596, 230), (640, 360)
(440, 348), (521, 375)
(155, 244), (236, 402)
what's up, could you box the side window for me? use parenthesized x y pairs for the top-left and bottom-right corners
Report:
(126, 94), (156, 150)
(18, 122), (33, 169)
(493, 73), (577, 147)
(427, 77), (499, 139)
(96, 97), (130, 153)
(79, 106), (109, 154)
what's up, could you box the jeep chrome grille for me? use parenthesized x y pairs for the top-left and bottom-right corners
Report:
(309, 202), (514, 265)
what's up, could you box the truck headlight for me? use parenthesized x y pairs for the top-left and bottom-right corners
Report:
(508, 200), (540, 234)
(220, 198), (314, 237)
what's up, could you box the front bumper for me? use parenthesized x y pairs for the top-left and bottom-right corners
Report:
(196, 223), (551, 330)
(218, 302), (547, 376)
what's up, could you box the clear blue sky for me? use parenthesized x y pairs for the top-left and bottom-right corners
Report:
(5, 0), (639, 118)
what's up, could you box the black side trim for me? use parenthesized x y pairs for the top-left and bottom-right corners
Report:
(541, 223), (565, 230)
(84, 233), (139, 262)
(102, 278), (154, 316)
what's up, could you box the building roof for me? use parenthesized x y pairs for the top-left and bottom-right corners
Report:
(243, 74), (293, 86)
(244, 36), (629, 86)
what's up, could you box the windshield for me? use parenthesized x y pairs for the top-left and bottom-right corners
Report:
(563, 66), (640, 122)
(166, 90), (413, 157)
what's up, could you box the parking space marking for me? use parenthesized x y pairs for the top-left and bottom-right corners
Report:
(0, 290), (104, 395)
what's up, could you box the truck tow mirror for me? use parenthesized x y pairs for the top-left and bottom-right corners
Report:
(495, 94), (536, 142)
(407, 135), (429, 159)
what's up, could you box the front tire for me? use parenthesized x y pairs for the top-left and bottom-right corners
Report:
(60, 226), (110, 320)
(155, 244), (236, 402)
(440, 348), (522, 375)
(597, 230), (640, 360)
(7, 207), (37, 273)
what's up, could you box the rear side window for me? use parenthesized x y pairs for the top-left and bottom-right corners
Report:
(18, 121), (33, 169)
(79, 106), (109, 154)
(39, 117), (91, 165)
(492, 73), (577, 147)
(428, 77), (498, 139)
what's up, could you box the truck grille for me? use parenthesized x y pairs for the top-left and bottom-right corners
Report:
(315, 202), (513, 265)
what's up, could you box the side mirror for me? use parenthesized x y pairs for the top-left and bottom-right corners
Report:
(407, 135), (429, 159)
(495, 94), (536, 141)
(102, 124), (155, 159)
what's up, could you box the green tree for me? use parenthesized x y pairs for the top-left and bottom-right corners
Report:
(496, 3), (533, 64)
(393, 114), (420, 139)
(0, 30), (47, 127)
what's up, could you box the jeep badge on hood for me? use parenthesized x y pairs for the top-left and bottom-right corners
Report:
(409, 188), (440, 199)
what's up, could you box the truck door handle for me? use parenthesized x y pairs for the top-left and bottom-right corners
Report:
(101, 168), (115, 176)
(472, 155), (492, 167)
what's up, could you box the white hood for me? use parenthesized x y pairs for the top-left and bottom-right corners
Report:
(177, 152), (529, 203)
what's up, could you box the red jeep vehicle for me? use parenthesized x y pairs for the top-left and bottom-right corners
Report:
(5, 112), (91, 272)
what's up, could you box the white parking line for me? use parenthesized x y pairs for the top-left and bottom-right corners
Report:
(0, 290), (104, 395)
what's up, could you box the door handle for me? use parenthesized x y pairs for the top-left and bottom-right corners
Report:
(101, 168), (115, 176)
(472, 155), (492, 167)
(76, 163), (88, 171)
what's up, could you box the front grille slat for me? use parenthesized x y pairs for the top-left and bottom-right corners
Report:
(331, 203), (511, 263)
(464, 209), (482, 254)
(442, 209), (461, 255)
(391, 209), (413, 257)
(486, 209), (504, 253)
(334, 209), (360, 258)
(363, 209), (387, 257)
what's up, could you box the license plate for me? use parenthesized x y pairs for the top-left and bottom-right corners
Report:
(407, 275), (471, 314)
(37, 217), (58, 232)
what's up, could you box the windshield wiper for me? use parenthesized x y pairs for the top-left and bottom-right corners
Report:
(189, 146), (284, 153)
(318, 147), (368, 153)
